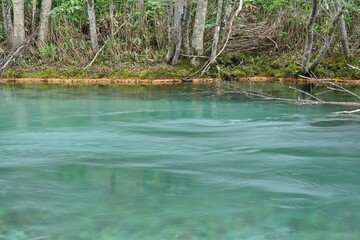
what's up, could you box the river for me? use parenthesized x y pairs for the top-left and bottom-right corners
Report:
(0, 84), (359, 239)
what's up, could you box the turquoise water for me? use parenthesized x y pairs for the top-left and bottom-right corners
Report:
(0, 84), (360, 240)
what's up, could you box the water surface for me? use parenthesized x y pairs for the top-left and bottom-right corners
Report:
(0, 84), (360, 240)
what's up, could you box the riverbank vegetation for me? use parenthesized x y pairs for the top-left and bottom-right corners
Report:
(1, 0), (359, 79)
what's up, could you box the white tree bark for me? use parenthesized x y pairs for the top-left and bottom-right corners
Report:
(38, 0), (53, 44)
(31, 0), (37, 35)
(172, 0), (185, 65)
(191, 0), (207, 57)
(310, 0), (348, 72)
(302, 0), (319, 73)
(87, 0), (99, 52)
(166, 0), (175, 62)
(334, 0), (350, 61)
(13, 0), (25, 48)
(109, 0), (115, 40)
(211, 0), (223, 59)
(182, 0), (191, 55)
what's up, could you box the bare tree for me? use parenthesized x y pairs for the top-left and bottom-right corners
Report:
(2, 0), (13, 45)
(220, 0), (235, 47)
(166, 0), (187, 65)
(334, 0), (350, 61)
(309, 0), (348, 72)
(87, 0), (99, 52)
(109, 0), (115, 40)
(182, 0), (191, 55)
(166, 0), (175, 62)
(38, 0), (53, 45)
(31, 0), (37, 35)
(191, 0), (208, 65)
(211, 0), (224, 60)
(302, 0), (319, 73)
(172, 0), (185, 65)
(13, 0), (25, 48)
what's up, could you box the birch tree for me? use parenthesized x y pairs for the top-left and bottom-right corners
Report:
(302, 0), (320, 73)
(211, 0), (224, 60)
(191, 0), (207, 64)
(38, 0), (53, 44)
(166, 0), (187, 65)
(13, 0), (25, 48)
(31, 0), (37, 35)
(335, 0), (350, 61)
(87, 0), (99, 52)
(109, 0), (115, 40)
(309, 0), (349, 73)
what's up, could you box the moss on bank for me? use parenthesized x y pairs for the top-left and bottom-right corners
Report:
(2, 52), (360, 80)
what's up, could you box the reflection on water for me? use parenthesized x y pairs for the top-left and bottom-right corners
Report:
(0, 84), (360, 239)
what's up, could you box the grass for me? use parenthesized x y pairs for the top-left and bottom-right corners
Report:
(2, 50), (360, 80)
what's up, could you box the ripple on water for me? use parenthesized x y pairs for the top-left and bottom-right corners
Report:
(0, 86), (360, 239)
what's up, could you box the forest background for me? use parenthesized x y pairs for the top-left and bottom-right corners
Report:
(0, 0), (359, 80)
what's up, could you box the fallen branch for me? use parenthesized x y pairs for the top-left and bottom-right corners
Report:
(334, 109), (360, 114)
(289, 86), (323, 102)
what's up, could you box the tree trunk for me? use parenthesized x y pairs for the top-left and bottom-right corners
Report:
(109, 0), (115, 40)
(220, 0), (235, 48)
(302, 0), (319, 73)
(13, 0), (25, 48)
(87, 0), (99, 52)
(31, 0), (37, 35)
(2, 0), (13, 44)
(310, 0), (348, 73)
(191, 0), (207, 64)
(182, 0), (191, 55)
(211, 0), (223, 60)
(137, 0), (145, 32)
(166, 0), (175, 62)
(38, 0), (52, 44)
(334, 0), (350, 61)
(171, 0), (185, 65)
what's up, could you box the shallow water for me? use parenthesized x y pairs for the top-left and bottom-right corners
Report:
(0, 84), (360, 240)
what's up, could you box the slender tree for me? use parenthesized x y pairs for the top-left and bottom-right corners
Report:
(220, 0), (235, 47)
(31, 0), (37, 35)
(171, 0), (185, 65)
(309, 0), (348, 72)
(13, 0), (25, 48)
(166, 0), (190, 65)
(166, 0), (175, 62)
(191, 0), (207, 65)
(109, 0), (115, 40)
(302, 0), (319, 73)
(87, 0), (99, 52)
(182, 0), (191, 55)
(211, 0), (224, 59)
(334, 0), (350, 61)
(38, 0), (53, 44)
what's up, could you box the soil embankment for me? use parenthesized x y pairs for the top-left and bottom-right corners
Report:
(1, 77), (360, 85)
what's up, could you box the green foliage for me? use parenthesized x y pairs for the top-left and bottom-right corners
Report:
(50, 0), (86, 22)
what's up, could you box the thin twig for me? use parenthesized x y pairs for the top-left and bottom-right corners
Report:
(289, 86), (323, 102)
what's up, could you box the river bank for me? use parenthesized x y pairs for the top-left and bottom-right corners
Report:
(2, 77), (360, 85)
